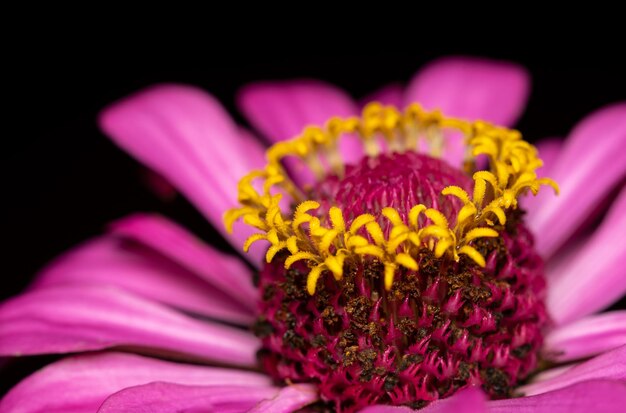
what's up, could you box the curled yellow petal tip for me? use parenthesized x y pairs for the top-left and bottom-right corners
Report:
(224, 103), (558, 294)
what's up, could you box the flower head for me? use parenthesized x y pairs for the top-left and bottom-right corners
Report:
(0, 57), (624, 413)
(226, 102), (559, 411)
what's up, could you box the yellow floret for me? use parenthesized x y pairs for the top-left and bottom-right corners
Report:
(224, 103), (559, 295)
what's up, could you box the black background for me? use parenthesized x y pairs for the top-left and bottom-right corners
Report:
(2, 50), (625, 394)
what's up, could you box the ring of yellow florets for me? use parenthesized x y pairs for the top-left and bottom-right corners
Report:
(224, 103), (558, 295)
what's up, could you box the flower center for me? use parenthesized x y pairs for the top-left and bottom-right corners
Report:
(225, 103), (558, 412)
(311, 151), (473, 223)
(254, 153), (547, 412)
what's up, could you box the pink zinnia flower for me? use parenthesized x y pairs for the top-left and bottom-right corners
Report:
(1, 57), (624, 413)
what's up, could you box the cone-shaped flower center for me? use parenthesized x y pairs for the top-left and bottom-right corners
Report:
(226, 103), (558, 412)
(311, 151), (473, 224)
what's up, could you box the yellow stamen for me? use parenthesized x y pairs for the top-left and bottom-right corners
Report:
(224, 103), (559, 295)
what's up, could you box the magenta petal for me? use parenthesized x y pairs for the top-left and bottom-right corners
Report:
(405, 57), (529, 168)
(238, 80), (358, 143)
(528, 365), (575, 384)
(547, 186), (626, 324)
(245, 384), (318, 412)
(99, 84), (267, 265)
(357, 406), (414, 412)
(360, 83), (404, 108)
(98, 382), (278, 413)
(31, 236), (254, 324)
(527, 103), (626, 257)
(421, 387), (486, 413)
(519, 345), (626, 396)
(360, 387), (487, 413)
(237, 80), (363, 167)
(0, 284), (258, 365)
(521, 138), (564, 213)
(542, 236), (587, 286)
(534, 138), (564, 178)
(544, 311), (626, 362)
(109, 213), (257, 309)
(0, 352), (271, 413)
(405, 57), (530, 125)
(490, 380), (626, 413)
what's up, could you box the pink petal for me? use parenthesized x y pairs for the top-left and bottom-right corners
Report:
(238, 126), (269, 169)
(109, 213), (257, 309)
(534, 138), (564, 178)
(543, 236), (586, 284)
(237, 80), (363, 171)
(528, 364), (575, 384)
(527, 103), (626, 258)
(489, 380), (626, 413)
(544, 311), (626, 362)
(99, 84), (268, 265)
(405, 57), (530, 126)
(521, 138), (564, 213)
(360, 387), (487, 413)
(98, 383), (278, 413)
(238, 79), (358, 143)
(519, 345), (626, 396)
(0, 284), (258, 366)
(358, 406), (414, 412)
(237, 384), (317, 413)
(360, 83), (404, 108)
(546, 185), (626, 324)
(0, 352), (271, 413)
(31, 236), (254, 325)
(405, 57), (530, 168)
